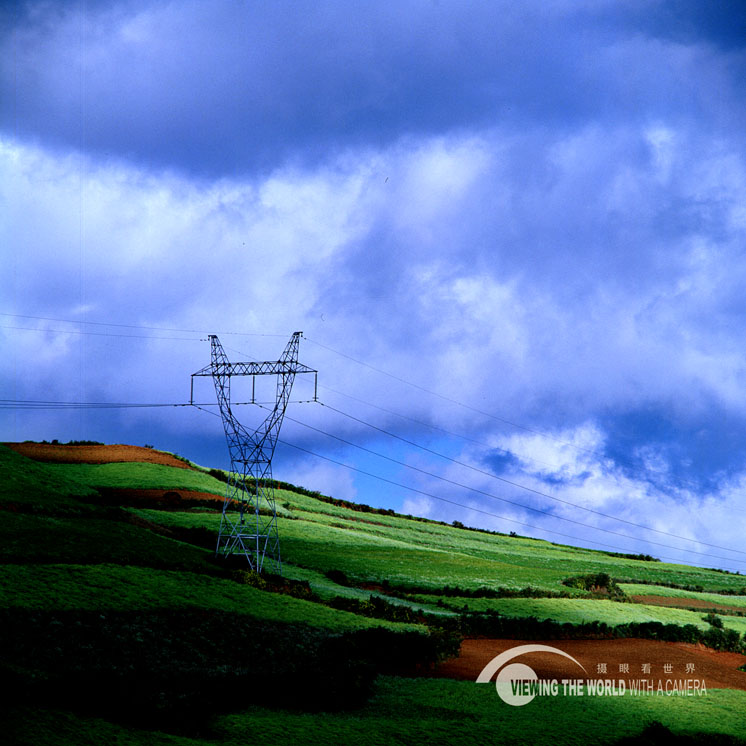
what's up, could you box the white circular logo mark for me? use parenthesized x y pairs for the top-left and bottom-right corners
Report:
(495, 662), (537, 706)
(476, 644), (586, 707)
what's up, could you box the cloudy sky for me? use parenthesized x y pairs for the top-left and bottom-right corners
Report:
(2, 0), (746, 571)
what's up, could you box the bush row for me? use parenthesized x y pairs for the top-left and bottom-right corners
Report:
(434, 610), (745, 653)
(328, 594), (426, 625)
(603, 551), (660, 562)
(22, 439), (104, 445)
(404, 582), (573, 600)
(616, 577), (746, 595)
(322, 570), (573, 600)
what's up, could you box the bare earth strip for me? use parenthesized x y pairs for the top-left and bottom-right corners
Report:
(631, 595), (746, 615)
(4, 443), (195, 470)
(434, 638), (746, 691)
(97, 487), (224, 508)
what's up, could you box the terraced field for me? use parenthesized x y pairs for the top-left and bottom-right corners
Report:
(2, 442), (746, 746)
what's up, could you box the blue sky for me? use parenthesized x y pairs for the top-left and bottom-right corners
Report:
(2, 0), (746, 570)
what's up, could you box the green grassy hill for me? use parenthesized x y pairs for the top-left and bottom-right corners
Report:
(2, 442), (745, 746)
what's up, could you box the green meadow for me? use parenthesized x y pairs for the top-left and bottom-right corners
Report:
(7, 679), (746, 746)
(2, 443), (745, 745)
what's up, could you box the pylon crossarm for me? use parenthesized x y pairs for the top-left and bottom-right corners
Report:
(192, 360), (316, 377)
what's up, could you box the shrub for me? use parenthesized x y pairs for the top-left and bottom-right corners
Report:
(562, 572), (626, 601)
(704, 612), (724, 628)
(328, 595), (424, 625)
(701, 626), (741, 652)
(325, 568), (351, 587)
(604, 551), (660, 562)
(207, 468), (229, 484)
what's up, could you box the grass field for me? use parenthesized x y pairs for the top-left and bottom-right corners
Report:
(0, 562), (417, 631)
(0, 511), (219, 570)
(2, 442), (746, 745)
(621, 583), (746, 607)
(133, 499), (746, 595)
(0, 445), (97, 508)
(7, 679), (746, 746)
(412, 594), (746, 634)
(44, 461), (229, 495)
(216, 679), (746, 746)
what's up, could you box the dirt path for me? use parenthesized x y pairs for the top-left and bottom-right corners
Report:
(4, 443), (196, 470)
(435, 638), (746, 691)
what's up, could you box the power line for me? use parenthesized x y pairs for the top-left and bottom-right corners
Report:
(302, 380), (711, 496)
(7, 390), (742, 564)
(1, 399), (200, 409)
(233, 341), (743, 540)
(319, 402), (746, 557)
(301, 337), (718, 498)
(0, 312), (287, 338)
(0, 399), (313, 410)
(9, 386), (736, 566)
(268, 405), (746, 565)
(229, 344), (746, 561)
(6, 326), (743, 569)
(305, 335), (593, 447)
(0, 313), (730, 496)
(190, 400), (746, 570)
(0, 324), (200, 341)
(2, 316), (725, 498)
(315, 382), (558, 466)
(275, 436), (746, 573)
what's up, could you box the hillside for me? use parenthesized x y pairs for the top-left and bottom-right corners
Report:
(2, 442), (746, 745)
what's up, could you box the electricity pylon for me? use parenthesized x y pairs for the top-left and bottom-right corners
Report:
(191, 332), (316, 573)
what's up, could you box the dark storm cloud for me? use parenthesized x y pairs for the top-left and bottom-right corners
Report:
(617, 0), (746, 51)
(3, 0), (746, 562)
(2, 0), (744, 176)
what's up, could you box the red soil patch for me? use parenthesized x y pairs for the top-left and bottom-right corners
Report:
(4, 443), (195, 470)
(434, 638), (746, 691)
(96, 487), (224, 509)
(631, 595), (746, 615)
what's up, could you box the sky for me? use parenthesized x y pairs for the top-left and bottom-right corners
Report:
(2, 0), (746, 572)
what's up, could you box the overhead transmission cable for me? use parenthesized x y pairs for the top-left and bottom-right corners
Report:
(281, 364), (717, 500)
(272, 435), (746, 573)
(0, 399), (313, 410)
(318, 402), (746, 557)
(300, 337), (720, 499)
(189, 401), (746, 570)
(264, 404), (746, 565)
(0, 312), (287, 337)
(1, 312), (728, 492)
(227, 343), (746, 559)
(230, 344), (741, 556)
(304, 336), (603, 452)
(9, 393), (737, 562)
(0, 324), (201, 341)
(2, 313), (718, 496)
(5, 318), (741, 559)
(189, 393), (746, 570)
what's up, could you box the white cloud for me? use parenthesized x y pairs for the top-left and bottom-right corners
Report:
(401, 496), (435, 518)
(2, 116), (746, 571)
(281, 460), (358, 502)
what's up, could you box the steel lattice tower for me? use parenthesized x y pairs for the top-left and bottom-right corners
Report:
(191, 332), (316, 573)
